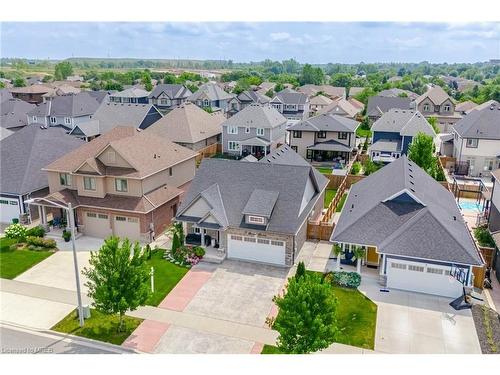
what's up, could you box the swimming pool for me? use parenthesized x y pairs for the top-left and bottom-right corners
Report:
(458, 200), (482, 212)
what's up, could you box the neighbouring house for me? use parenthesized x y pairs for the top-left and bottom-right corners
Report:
(370, 109), (436, 163)
(270, 88), (310, 125)
(287, 112), (359, 163)
(318, 97), (362, 119)
(69, 102), (163, 141)
(378, 88), (419, 100)
(456, 100), (479, 115)
(109, 87), (150, 104)
(414, 85), (462, 132)
(27, 92), (101, 129)
(1, 98), (35, 132)
(227, 90), (270, 117)
(144, 102), (224, 152)
(10, 84), (52, 104)
(441, 75), (481, 93)
(348, 97), (365, 112)
(0, 125), (83, 224)
(452, 101), (500, 177)
(366, 95), (414, 123)
(330, 155), (483, 298)
(175, 155), (328, 266)
(41, 127), (198, 242)
(148, 84), (192, 111)
(187, 83), (235, 114)
(298, 85), (346, 100)
(256, 81), (276, 96)
(221, 103), (287, 159)
(308, 94), (333, 116)
(42, 84), (81, 101)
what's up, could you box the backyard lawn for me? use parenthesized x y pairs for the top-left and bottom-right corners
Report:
(145, 249), (189, 306)
(0, 237), (55, 279)
(324, 189), (337, 208)
(336, 193), (348, 212)
(52, 308), (143, 346)
(316, 166), (332, 174)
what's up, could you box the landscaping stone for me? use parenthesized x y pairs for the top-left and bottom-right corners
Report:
(472, 304), (500, 354)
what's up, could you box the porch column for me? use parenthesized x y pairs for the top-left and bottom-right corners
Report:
(41, 206), (47, 225)
(379, 254), (385, 275)
(200, 228), (205, 247)
(38, 206), (43, 224)
(182, 222), (187, 245)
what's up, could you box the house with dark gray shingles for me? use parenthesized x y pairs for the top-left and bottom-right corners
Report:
(366, 95), (414, 123)
(148, 84), (192, 111)
(370, 109), (436, 163)
(175, 153), (327, 266)
(187, 83), (235, 114)
(227, 90), (270, 117)
(330, 155), (483, 297)
(221, 103), (287, 158)
(287, 113), (359, 163)
(270, 88), (310, 124)
(1, 98), (35, 132)
(0, 125), (84, 224)
(109, 87), (150, 104)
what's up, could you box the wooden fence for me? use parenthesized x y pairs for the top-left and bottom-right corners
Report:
(306, 221), (334, 241)
(195, 143), (222, 164)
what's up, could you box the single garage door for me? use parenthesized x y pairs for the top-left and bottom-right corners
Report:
(114, 215), (141, 241)
(227, 234), (286, 266)
(0, 197), (20, 224)
(386, 258), (464, 298)
(84, 212), (111, 238)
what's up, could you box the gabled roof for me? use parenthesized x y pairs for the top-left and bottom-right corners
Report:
(0, 99), (35, 129)
(259, 144), (310, 167)
(318, 98), (361, 118)
(372, 109), (436, 138)
(187, 83), (234, 102)
(288, 112), (359, 133)
(297, 85), (345, 99)
(237, 90), (270, 104)
(27, 92), (101, 118)
(242, 189), (279, 218)
(453, 101), (500, 140)
(10, 84), (52, 95)
(69, 120), (100, 137)
(271, 88), (308, 105)
(222, 103), (287, 129)
(0, 125), (84, 195)
(310, 95), (333, 106)
(331, 155), (483, 266)
(378, 88), (419, 100)
(110, 87), (150, 98)
(367, 96), (413, 117)
(148, 84), (192, 100)
(177, 158), (328, 234)
(455, 100), (478, 113)
(415, 85), (452, 106)
(91, 102), (161, 134)
(144, 102), (224, 144)
(471, 100), (499, 113)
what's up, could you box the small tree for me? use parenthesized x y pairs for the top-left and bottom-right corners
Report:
(141, 72), (153, 91)
(269, 273), (338, 354)
(408, 132), (436, 175)
(295, 261), (306, 279)
(54, 61), (73, 81)
(83, 237), (150, 332)
(13, 77), (26, 87)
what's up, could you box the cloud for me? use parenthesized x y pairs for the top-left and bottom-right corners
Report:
(270, 32), (291, 41)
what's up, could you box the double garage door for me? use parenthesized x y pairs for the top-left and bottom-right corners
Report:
(0, 197), (20, 224)
(227, 234), (286, 266)
(84, 212), (140, 241)
(386, 258), (465, 298)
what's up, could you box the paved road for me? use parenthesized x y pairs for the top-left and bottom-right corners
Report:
(0, 324), (134, 354)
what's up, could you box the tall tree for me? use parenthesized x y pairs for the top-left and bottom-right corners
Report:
(408, 132), (436, 174)
(54, 61), (74, 81)
(141, 71), (153, 91)
(299, 64), (324, 86)
(83, 237), (150, 331)
(268, 272), (338, 354)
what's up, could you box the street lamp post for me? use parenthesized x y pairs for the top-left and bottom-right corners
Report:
(25, 198), (84, 327)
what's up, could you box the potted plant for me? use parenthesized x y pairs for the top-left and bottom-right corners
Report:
(62, 230), (71, 242)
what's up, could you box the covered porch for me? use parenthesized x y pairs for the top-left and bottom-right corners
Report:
(240, 137), (272, 159)
(183, 222), (226, 263)
(306, 140), (353, 164)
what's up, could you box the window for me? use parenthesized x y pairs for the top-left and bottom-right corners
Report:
(423, 104), (430, 112)
(59, 173), (72, 186)
(107, 151), (116, 163)
(390, 262), (407, 270)
(50, 117), (56, 124)
(127, 217), (138, 223)
(244, 237), (256, 243)
(466, 138), (478, 148)
(338, 132), (348, 140)
(194, 227), (201, 234)
(160, 98), (169, 105)
(408, 264), (424, 272)
(271, 240), (284, 247)
(86, 212), (97, 218)
(115, 178), (128, 192)
(485, 158), (495, 171)
(231, 102), (238, 110)
(228, 141), (240, 151)
(248, 215), (265, 224)
(256, 128), (264, 136)
(227, 126), (238, 134)
(83, 177), (96, 191)
(115, 216), (126, 222)
(32, 116), (37, 122)
(292, 131), (302, 138)
(257, 238), (270, 245)
(427, 267), (443, 275)
(64, 117), (71, 125)
(317, 131), (327, 139)
(98, 214), (108, 219)
(169, 167), (173, 176)
(444, 104), (451, 112)
(230, 235), (242, 241)
(306, 149), (313, 159)
(203, 99), (209, 107)
(291, 146), (298, 152)
(245, 127), (250, 134)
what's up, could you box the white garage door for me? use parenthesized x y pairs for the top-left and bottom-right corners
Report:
(0, 197), (20, 224)
(386, 258), (465, 298)
(227, 234), (286, 266)
(114, 215), (141, 241)
(84, 212), (111, 238)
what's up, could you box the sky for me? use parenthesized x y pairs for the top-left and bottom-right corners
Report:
(1, 22), (499, 64)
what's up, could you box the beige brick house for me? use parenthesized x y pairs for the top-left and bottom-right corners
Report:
(414, 85), (462, 132)
(42, 127), (197, 242)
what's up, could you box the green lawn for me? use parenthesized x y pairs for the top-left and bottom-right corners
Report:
(336, 193), (348, 212)
(356, 127), (372, 138)
(52, 308), (143, 346)
(0, 237), (55, 279)
(262, 344), (283, 354)
(324, 189), (337, 208)
(316, 166), (332, 174)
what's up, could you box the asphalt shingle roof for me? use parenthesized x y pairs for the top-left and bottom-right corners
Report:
(188, 83), (234, 102)
(372, 109), (436, 137)
(222, 104), (287, 129)
(272, 88), (308, 105)
(0, 99), (35, 129)
(367, 96), (413, 117)
(288, 112), (359, 132)
(242, 189), (279, 218)
(148, 84), (192, 100)
(453, 101), (500, 140)
(91, 102), (161, 134)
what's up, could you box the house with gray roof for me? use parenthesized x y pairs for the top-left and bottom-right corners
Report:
(221, 103), (287, 159)
(1, 98), (35, 132)
(175, 157), (327, 266)
(0, 125), (83, 223)
(187, 83), (235, 114)
(109, 87), (150, 104)
(367, 95), (414, 123)
(148, 84), (192, 110)
(69, 101), (163, 141)
(287, 113), (359, 164)
(26, 92), (101, 130)
(414, 85), (462, 132)
(270, 88), (310, 124)
(330, 155), (483, 297)
(452, 101), (500, 177)
(227, 90), (270, 117)
(370, 109), (436, 163)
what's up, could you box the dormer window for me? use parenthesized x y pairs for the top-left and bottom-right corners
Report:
(59, 173), (72, 186)
(248, 215), (265, 224)
(108, 150), (116, 163)
(115, 178), (128, 192)
(83, 177), (96, 191)
(444, 104), (450, 112)
(64, 117), (71, 125)
(50, 117), (56, 124)
(203, 99), (209, 107)
(423, 104), (430, 112)
(256, 128), (264, 136)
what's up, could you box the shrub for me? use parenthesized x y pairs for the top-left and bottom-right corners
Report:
(143, 244), (152, 260)
(193, 246), (205, 258)
(26, 236), (56, 249)
(62, 230), (71, 241)
(26, 225), (45, 238)
(4, 223), (27, 241)
(363, 160), (382, 176)
(350, 162), (361, 175)
(474, 226), (495, 248)
(327, 271), (361, 288)
(295, 261), (306, 279)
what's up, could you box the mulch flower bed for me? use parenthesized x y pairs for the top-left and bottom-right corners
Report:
(471, 304), (500, 354)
